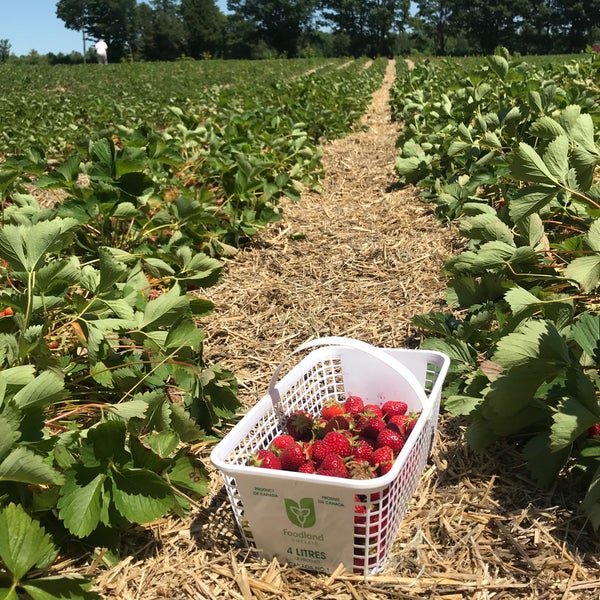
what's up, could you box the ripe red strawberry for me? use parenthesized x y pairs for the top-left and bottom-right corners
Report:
(317, 453), (349, 478)
(310, 438), (328, 464)
(279, 441), (306, 471)
(381, 400), (408, 419)
(360, 416), (386, 440)
(344, 395), (364, 415)
(371, 445), (394, 476)
(248, 449), (282, 470)
(351, 438), (374, 462)
(321, 401), (345, 421)
(285, 410), (313, 442)
(298, 460), (317, 474)
(376, 426), (405, 453)
(588, 423), (600, 438)
(363, 404), (383, 418)
(269, 434), (295, 455)
(386, 414), (410, 437)
(323, 414), (351, 434)
(321, 430), (353, 458)
(407, 413), (420, 434)
(354, 505), (384, 536)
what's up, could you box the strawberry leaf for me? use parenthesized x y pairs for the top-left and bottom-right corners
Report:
(484, 364), (551, 416)
(167, 455), (209, 496)
(0, 447), (63, 486)
(509, 184), (558, 223)
(444, 394), (482, 416)
(111, 468), (174, 524)
(550, 396), (598, 451)
(57, 468), (105, 538)
(141, 285), (189, 330)
(458, 213), (514, 244)
(571, 312), (600, 362)
(0, 503), (57, 580)
(504, 286), (540, 317)
(511, 142), (560, 186)
(542, 135), (569, 181)
(21, 575), (101, 600)
(529, 116), (566, 139)
(493, 319), (569, 370)
(522, 432), (571, 488)
(564, 255), (600, 293)
(0, 413), (20, 461)
(13, 371), (65, 411)
(581, 465), (600, 530)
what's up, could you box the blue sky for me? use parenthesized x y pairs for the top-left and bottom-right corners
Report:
(2, 1), (229, 57)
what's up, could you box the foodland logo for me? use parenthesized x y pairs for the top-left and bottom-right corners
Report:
(284, 497), (316, 528)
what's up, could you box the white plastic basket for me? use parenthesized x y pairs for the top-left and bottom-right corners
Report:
(210, 337), (450, 575)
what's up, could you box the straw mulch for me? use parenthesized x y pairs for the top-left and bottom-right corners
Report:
(93, 60), (600, 599)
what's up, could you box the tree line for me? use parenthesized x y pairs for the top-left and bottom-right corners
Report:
(3, 1), (600, 65)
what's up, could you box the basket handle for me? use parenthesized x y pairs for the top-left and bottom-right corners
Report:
(268, 336), (428, 408)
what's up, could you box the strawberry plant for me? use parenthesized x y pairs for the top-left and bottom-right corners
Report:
(391, 49), (600, 528)
(0, 56), (391, 590)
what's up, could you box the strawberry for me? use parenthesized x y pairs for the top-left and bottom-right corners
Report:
(321, 401), (345, 421)
(317, 453), (348, 478)
(407, 413), (420, 434)
(588, 423), (600, 438)
(351, 438), (374, 462)
(298, 460), (317, 474)
(386, 414), (410, 437)
(371, 445), (394, 476)
(323, 414), (352, 434)
(344, 395), (364, 415)
(321, 430), (353, 458)
(310, 438), (328, 465)
(279, 441), (306, 471)
(285, 410), (313, 442)
(381, 400), (408, 419)
(248, 449), (282, 470)
(376, 426), (405, 453)
(363, 404), (383, 418)
(269, 434), (295, 455)
(360, 416), (386, 440)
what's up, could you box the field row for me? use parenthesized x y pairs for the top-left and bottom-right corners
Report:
(0, 58), (386, 596)
(390, 50), (600, 528)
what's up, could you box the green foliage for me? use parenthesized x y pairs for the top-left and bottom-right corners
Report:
(0, 57), (386, 593)
(0, 503), (100, 599)
(392, 49), (600, 526)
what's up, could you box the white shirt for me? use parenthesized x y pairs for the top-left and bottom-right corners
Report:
(95, 40), (108, 55)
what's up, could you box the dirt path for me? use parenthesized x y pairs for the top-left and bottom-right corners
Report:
(199, 60), (455, 397)
(95, 60), (600, 600)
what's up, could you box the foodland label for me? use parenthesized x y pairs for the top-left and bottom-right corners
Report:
(235, 477), (355, 573)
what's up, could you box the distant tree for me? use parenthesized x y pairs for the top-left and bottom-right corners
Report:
(223, 12), (261, 58)
(412, 0), (457, 55)
(56, 0), (138, 62)
(320, 0), (409, 57)
(136, 0), (186, 60)
(548, 0), (600, 52)
(181, 0), (227, 58)
(0, 39), (11, 62)
(227, 0), (318, 57)
(513, 0), (554, 54)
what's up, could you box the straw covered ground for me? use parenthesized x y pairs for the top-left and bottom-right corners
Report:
(93, 60), (600, 599)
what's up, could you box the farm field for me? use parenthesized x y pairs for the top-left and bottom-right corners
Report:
(1, 53), (600, 599)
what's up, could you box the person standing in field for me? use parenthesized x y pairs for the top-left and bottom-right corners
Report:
(95, 38), (108, 64)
